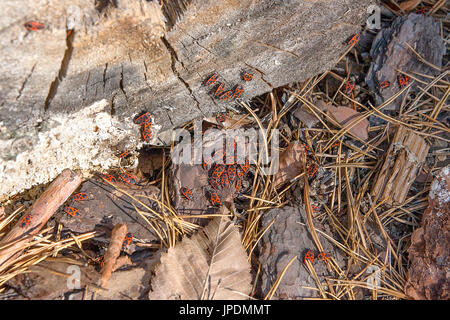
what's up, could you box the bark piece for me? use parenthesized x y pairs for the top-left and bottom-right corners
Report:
(405, 166), (449, 300)
(0, 0), (373, 200)
(101, 223), (128, 287)
(149, 212), (252, 300)
(257, 206), (345, 299)
(0, 169), (82, 268)
(366, 13), (445, 110)
(371, 125), (429, 205)
(59, 177), (160, 245)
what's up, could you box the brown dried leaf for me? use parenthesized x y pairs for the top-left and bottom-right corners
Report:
(399, 0), (422, 12)
(273, 142), (306, 188)
(149, 208), (252, 300)
(327, 106), (369, 141)
(101, 223), (128, 286)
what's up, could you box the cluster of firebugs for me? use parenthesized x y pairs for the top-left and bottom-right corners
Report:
(18, 31), (414, 230)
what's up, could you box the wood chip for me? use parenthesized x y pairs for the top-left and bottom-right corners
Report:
(371, 125), (429, 205)
(100, 223), (128, 287)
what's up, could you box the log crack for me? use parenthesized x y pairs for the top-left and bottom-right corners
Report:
(16, 63), (36, 100)
(44, 30), (75, 111)
(161, 36), (205, 116)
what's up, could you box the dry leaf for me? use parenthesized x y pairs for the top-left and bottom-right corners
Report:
(273, 142), (306, 188)
(149, 208), (252, 300)
(327, 106), (369, 141)
(399, 0), (422, 12)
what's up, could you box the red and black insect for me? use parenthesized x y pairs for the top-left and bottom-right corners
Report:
(235, 178), (242, 192)
(228, 165), (237, 183)
(397, 74), (410, 88)
(122, 233), (133, 249)
(242, 72), (253, 82)
(220, 172), (230, 188)
(118, 150), (130, 158)
(209, 190), (222, 207)
(311, 204), (320, 213)
(119, 172), (137, 185)
(233, 85), (244, 99)
(212, 164), (226, 180)
(209, 177), (221, 190)
(141, 122), (152, 143)
(318, 252), (330, 262)
(219, 90), (233, 101)
(64, 207), (80, 217)
(345, 80), (355, 95)
(380, 80), (391, 89)
(214, 83), (225, 97)
(240, 159), (250, 174)
(216, 112), (227, 123)
(205, 73), (219, 86)
(20, 214), (32, 228)
(304, 250), (315, 264)
(347, 34), (360, 46)
(307, 163), (318, 177)
(72, 192), (88, 201)
(180, 187), (193, 200)
(416, 8), (427, 15)
(25, 21), (44, 31)
(302, 143), (314, 156)
(236, 165), (244, 180)
(134, 112), (152, 126)
(101, 174), (116, 183)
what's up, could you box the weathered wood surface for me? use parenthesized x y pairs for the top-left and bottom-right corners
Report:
(0, 0), (373, 200)
(371, 125), (430, 205)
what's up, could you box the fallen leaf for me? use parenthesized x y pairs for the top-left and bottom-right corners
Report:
(97, 268), (149, 300)
(101, 223), (128, 287)
(273, 142), (306, 188)
(398, 0), (422, 12)
(327, 106), (369, 141)
(149, 208), (252, 300)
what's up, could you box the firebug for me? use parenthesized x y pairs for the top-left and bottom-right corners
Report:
(64, 207), (80, 217)
(25, 21), (44, 31)
(205, 73), (219, 86)
(72, 192), (88, 201)
(180, 187), (193, 200)
(242, 72), (253, 82)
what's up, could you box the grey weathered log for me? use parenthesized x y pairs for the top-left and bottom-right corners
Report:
(0, 0), (373, 200)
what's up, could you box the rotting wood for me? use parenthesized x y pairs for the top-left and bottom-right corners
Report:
(371, 125), (430, 205)
(0, 169), (82, 268)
